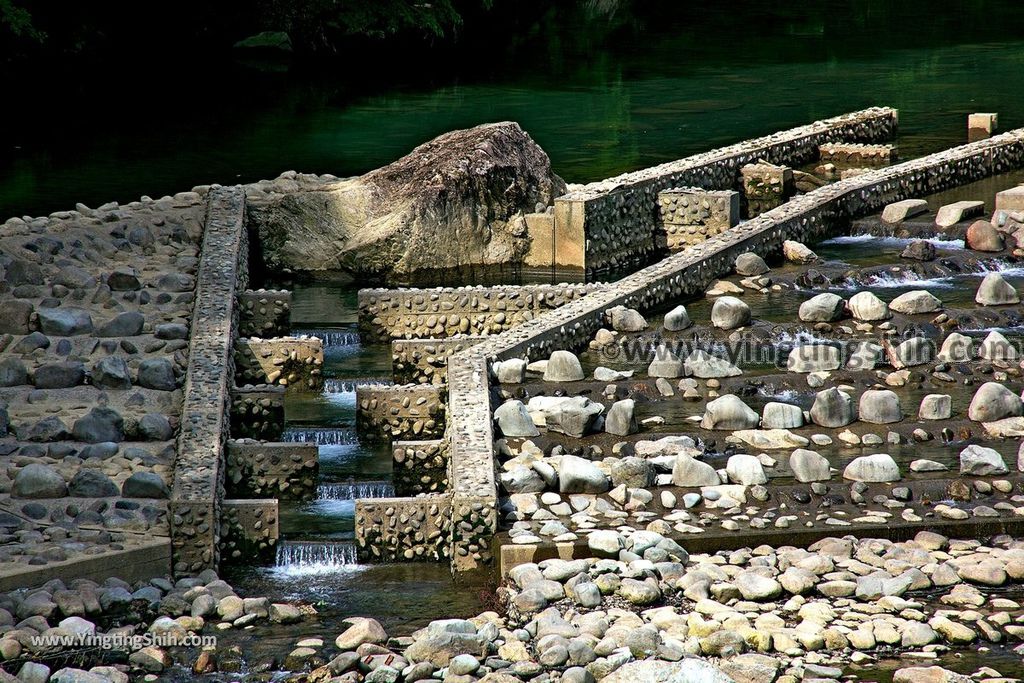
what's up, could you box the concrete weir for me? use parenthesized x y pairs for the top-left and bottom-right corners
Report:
(424, 117), (1024, 573)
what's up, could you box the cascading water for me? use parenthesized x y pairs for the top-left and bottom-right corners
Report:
(282, 427), (359, 445)
(317, 480), (395, 500)
(274, 540), (360, 575)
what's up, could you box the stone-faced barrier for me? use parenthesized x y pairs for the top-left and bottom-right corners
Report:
(239, 289), (292, 338)
(391, 337), (486, 385)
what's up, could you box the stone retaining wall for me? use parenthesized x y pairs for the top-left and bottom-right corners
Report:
(230, 384), (285, 440)
(170, 186), (247, 575)
(239, 289), (292, 338)
(441, 123), (1024, 571)
(220, 498), (279, 561)
(553, 107), (899, 276)
(234, 336), (324, 391)
(392, 439), (449, 495)
(358, 284), (600, 342)
(355, 383), (446, 442)
(225, 440), (318, 500)
(391, 337), (485, 385)
(354, 494), (451, 562)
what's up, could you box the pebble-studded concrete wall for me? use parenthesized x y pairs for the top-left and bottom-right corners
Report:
(239, 289), (292, 338)
(220, 498), (279, 561)
(234, 336), (324, 391)
(225, 440), (318, 500)
(391, 337), (485, 385)
(170, 186), (247, 575)
(554, 107), (899, 277)
(355, 384), (446, 442)
(358, 284), (601, 342)
(354, 494), (451, 562)
(818, 142), (895, 164)
(438, 124), (1024, 571)
(657, 188), (739, 250)
(392, 439), (449, 495)
(741, 163), (795, 217)
(230, 384), (285, 440)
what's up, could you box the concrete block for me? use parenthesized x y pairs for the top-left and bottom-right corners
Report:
(969, 112), (998, 141)
(935, 200), (985, 228)
(881, 199), (929, 224)
(995, 185), (1024, 213)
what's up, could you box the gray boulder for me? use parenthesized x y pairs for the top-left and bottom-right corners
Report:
(671, 452), (721, 486)
(843, 453), (901, 482)
(72, 408), (125, 443)
(544, 351), (584, 382)
(685, 350), (741, 378)
(107, 267), (142, 291)
(889, 290), (942, 315)
(798, 293), (845, 322)
(12, 464), (67, 499)
(137, 359), (177, 391)
(762, 402), (804, 429)
(96, 312), (145, 338)
(937, 332), (974, 362)
(663, 305), (692, 331)
(494, 400), (539, 438)
(919, 394), (952, 421)
(91, 357), (133, 390)
(604, 399), (638, 436)
(37, 307), (94, 336)
(648, 344), (684, 378)
(558, 455), (608, 494)
(68, 470), (119, 498)
(607, 306), (647, 332)
(725, 454), (767, 485)
(789, 448), (831, 483)
(976, 273), (1020, 306)
(24, 416), (71, 442)
(139, 414), (174, 441)
(601, 659), (736, 683)
(494, 359), (526, 384)
(0, 358), (28, 387)
(848, 291), (890, 321)
(810, 388), (856, 427)
(711, 296), (751, 330)
(959, 445), (1008, 476)
(701, 394), (759, 430)
(894, 336), (934, 367)
(787, 344), (840, 373)
(859, 389), (902, 424)
(544, 397), (604, 438)
(34, 362), (86, 389)
(735, 252), (769, 276)
(610, 457), (654, 488)
(122, 472), (170, 498)
(968, 382), (1023, 422)
(0, 299), (32, 334)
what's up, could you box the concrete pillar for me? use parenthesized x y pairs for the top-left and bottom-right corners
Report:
(968, 113), (998, 142)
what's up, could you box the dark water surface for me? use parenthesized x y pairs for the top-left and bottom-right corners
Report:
(4, 1), (1024, 219)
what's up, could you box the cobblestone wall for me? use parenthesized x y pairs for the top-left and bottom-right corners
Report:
(440, 125), (1024, 571)
(355, 384), (445, 442)
(239, 289), (292, 338)
(354, 494), (451, 561)
(226, 440), (318, 500)
(358, 284), (600, 342)
(234, 336), (324, 391)
(230, 384), (285, 440)
(391, 337), (485, 385)
(171, 186), (247, 575)
(657, 188), (739, 250)
(392, 439), (449, 495)
(554, 107), (899, 276)
(220, 498), (279, 561)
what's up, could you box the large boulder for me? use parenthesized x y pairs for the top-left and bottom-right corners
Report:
(684, 350), (741, 378)
(810, 388), (856, 427)
(648, 344), (684, 378)
(711, 297), (751, 330)
(12, 464), (67, 499)
(937, 333), (974, 362)
(37, 308), (94, 336)
(859, 389), (902, 424)
(843, 454), (901, 482)
(72, 408), (125, 443)
(959, 445), (1008, 476)
(788, 345), (840, 373)
(0, 299), (32, 334)
(889, 290), (942, 315)
(672, 454), (721, 487)
(701, 395), (759, 430)
(798, 293), (845, 322)
(543, 351), (584, 382)
(725, 454), (767, 485)
(663, 305), (692, 331)
(789, 448), (831, 483)
(976, 273), (1019, 306)
(761, 402), (804, 429)
(848, 291), (890, 321)
(494, 400), (539, 438)
(541, 396), (604, 438)
(968, 382), (1023, 422)
(604, 399), (638, 436)
(735, 252), (769, 276)
(558, 455), (609, 494)
(247, 122), (566, 282)
(966, 220), (1004, 251)
(607, 306), (647, 332)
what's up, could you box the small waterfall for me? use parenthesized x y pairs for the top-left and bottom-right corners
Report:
(274, 541), (359, 575)
(857, 271), (954, 289)
(822, 234), (964, 250)
(323, 378), (393, 394)
(292, 328), (361, 349)
(282, 427), (358, 445)
(318, 480), (395, 500)
(977, 259), (1024, 277)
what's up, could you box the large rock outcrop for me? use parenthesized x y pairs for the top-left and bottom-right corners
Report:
(247, 122), (565, 282)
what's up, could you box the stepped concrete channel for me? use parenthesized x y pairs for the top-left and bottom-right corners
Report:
(353, 107), (1024, 577)
(2, 104), (1022, 589)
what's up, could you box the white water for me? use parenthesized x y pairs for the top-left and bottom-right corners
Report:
(273, 541), (360, 576)
(282, 427), (359, 445)
(822, 234), (965, 250)
(318, 480), (395, 500)
(292, 328), (360, 348)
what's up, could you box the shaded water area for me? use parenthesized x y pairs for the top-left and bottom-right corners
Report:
(6, 1), (1024, 222)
